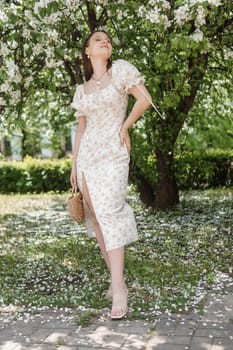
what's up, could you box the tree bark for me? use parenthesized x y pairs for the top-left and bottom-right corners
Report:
(152, 149), (179, 210)
(21, 129), (27, 159)
(129, 163), (155, 206)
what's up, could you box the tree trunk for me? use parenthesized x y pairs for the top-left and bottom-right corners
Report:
(21, 129), (27, 159)
(129, 163), (155, 206)
(152, 149), (179, 210)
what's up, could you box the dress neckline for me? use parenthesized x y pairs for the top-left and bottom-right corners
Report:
(82, 61), (116, 96)
(82, 81), (113, 96)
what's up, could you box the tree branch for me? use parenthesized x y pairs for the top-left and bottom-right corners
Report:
(86, 1), (98, 31)
(63, 60), (77, 86)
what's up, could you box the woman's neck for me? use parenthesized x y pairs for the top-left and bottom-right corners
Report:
(91, 58), (108, 79)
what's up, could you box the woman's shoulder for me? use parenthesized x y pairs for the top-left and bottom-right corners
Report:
(112, 59), (144, 92)
(112, 59), (141, 76)
(73, 83), (84, 97)
(113, 58), (128, 65)
(75, 83), (84, 91)
(71, 83), (84, 109)
(113, 59), (134, 69)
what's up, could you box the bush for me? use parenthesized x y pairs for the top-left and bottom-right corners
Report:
(175, 149), (233, 190)
(0, 157), (71, 194)
(0, 150), (232, 194)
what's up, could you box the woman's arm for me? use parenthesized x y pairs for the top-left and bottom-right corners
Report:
(70, 115), (86, 187)
(119, 82), (151, 151)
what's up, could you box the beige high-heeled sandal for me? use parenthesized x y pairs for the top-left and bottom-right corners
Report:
(111, 288), (128, 320)
(105, 284), (113, 299)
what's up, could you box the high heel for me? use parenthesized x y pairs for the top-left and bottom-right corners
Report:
(111, 306), (128, 320)
(104, 284), (113, 299)
(111, 288), (128, 320)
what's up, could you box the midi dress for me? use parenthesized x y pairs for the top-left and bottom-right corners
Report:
(71, 59), (145, 252)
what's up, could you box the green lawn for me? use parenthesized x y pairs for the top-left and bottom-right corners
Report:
(0, 187), (232, 320)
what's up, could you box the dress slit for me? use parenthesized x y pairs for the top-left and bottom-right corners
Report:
(81, 171), (106, 245)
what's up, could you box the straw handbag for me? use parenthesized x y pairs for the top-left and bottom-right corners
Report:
(67, 186), (85, 222)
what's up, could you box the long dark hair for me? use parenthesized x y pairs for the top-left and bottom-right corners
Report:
(81, 30), (112, 81)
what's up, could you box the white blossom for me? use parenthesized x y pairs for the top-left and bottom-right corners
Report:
(42, 12), (61, 25)
(107, 9), (112, 17)
(116, 10), (124, 20)
(0, 83), (10, 93)
(34, 43), (44, 55)
(64, 0), (81, 9)
(207, 0), (222, 6)
(112, 36), (120, 46)
(29, 18), (40, 29)
(44, 50), (58, 68)
(138, 5), (146, 18)
(174, 5), (191, 26)
(154, 0), (171, 10)
(10, 90), (21, 104)
(47, 30), (59, 42)
(45, 48), (54, 59)
(11, 41), (18, 49)
(34, 0), (55, 14)
(0, 43), (10, 57)
(48, 59), (63, 68)
(161, 0), (171, 10)
(5, 60), (19, 79)
(191, 29), (204, 42)
(7, 3), (19, 16)
(146, 7), (160, 24)
(0, 97), (6, 106)
(160, 14), (171, 28)
(189, 0), (222, 6)
(195, 6), (206, 27)
(0, 9), (8, 23)
(56, 60), (63, 67)
(25, 10), (33, 19)
(25, 10), (39, 29)
(189, 0), (204, 5)
(22, 28), (31, 39)
(225, 50), (233, 59)
(96, 0), (108, 5)
(11, 72), (22, 84)
(24, 77), (33, 89)
(139, 3), (171, 28)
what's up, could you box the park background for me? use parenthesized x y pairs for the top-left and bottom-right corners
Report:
(0, 0), (232, 322)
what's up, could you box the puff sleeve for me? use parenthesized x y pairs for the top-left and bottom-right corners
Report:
(71, 84), (85, 118)
(113, 59), (145, 94)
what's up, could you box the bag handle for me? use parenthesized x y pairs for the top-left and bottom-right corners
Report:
(72, 185), (83, 198)
(136, 84), (163, 119)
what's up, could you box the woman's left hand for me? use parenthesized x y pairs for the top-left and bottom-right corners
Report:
(119, 126), (131, 155)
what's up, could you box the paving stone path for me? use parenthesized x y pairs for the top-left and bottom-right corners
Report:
(0, 273), (232, 350)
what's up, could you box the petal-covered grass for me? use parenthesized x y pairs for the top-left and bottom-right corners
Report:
(0, 188), (232, 320)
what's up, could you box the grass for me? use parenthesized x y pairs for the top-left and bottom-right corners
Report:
(0, 187), (232, 321)
(75, 309), (100, 327)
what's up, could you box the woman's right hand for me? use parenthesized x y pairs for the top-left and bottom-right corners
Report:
(70, 166), (77, 188)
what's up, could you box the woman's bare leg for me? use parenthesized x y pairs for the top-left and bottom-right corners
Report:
(81, 173), (111, 271)
(81, 173), (127, 306)
(93, 220), (111, 271)
(108, 246), (128, 318)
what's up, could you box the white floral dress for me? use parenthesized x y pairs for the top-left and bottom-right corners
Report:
(71, 59), (145, 251)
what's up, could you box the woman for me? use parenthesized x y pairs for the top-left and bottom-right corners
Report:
(70, 30), (151, 320)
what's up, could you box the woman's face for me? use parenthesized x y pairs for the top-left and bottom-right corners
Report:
(85, 31), (112, 60)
